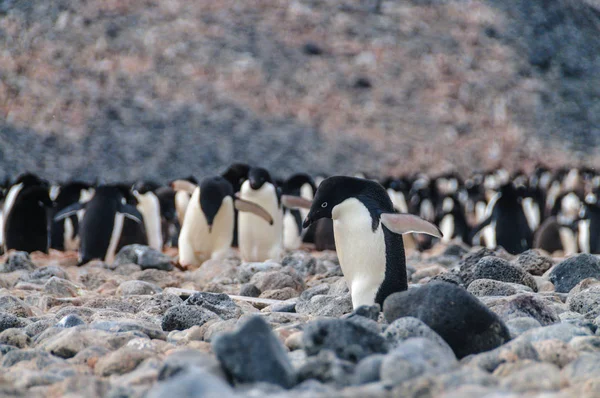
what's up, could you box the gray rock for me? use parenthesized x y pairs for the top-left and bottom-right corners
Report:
(567, 285), (600, 315)
(85, 297), (137, 313)
(297, 350), (355, 387)
(52, 375), (111, 397)
(114, 244), (173, 271)
(212, 315), (296, 388)
(383, 282), (511, 359)
(133, 292), (183, 315)
(37, 327), (141, 358)
(237, 262), (282, 283)
(148, 368), (235, 398)
(0, 252), (36, 272)
(56, 314), (86, 328)
(292, 379), (335, 393)
(570, 336), (600, 353)
(456, 248), (497, 282)
(430, 269), (464, 286)
(0, 344), (16, 355)
(184, 292), (242, 320)
(69, 345), (111, 366)
(250, 269), (305, 293)
(462, 338), (539, 372)
(43, 276), (81, 297)
(0, 328), (30, 348)
(518, 322), (593, 343)
(302, 318), (388, 363)
(549, 253), (600, 293)
(499, 362), (561, 393)
(281, 251), (318, 276)
(532, 339), (579, 368)
(561, 353), (600, 385)
(0, 295), (32, 317)
(490, 294), (560, 325)
(116, 280), (162, 296)
(2, 348), (64, 368)
(263, 298), (298, 313)
(380, 337), (457, 386)
(296, 294), (353, 317)
(91, 320), (166, 340)
(514, 250), (554, 276)
(0, 312), (27, 332)
(28, 265), (70, 283)
(239, 283), (261, 297)
(463, 256), (538, 291)
(342, 305), (380, 322)
(158, 349), (224, 380)
(383, 317), (450, 351)
(505, 317), (542, 338)
(94, 346), (154, 376)
(467, 279), (533, 296)
(299, 284), (330, 301)
(352, 354), (384, 385)
(203, 319), (238, 342)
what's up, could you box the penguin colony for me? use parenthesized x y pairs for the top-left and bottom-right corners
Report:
(1, 164), (599, 308)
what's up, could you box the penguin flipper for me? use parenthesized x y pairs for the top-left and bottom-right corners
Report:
(380, 213), (443, 238)
(119, 204), (144, 223)
(281, 195), (312, 209)
(54, 202), (85, 222)
(234, 198), (274, 225)
(468, 215), (493, 243)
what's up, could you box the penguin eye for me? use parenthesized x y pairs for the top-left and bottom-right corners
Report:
(321, 202), (328, 208)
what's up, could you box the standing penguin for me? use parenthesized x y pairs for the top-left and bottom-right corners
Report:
(281, 173), (317, 250)
(178, 176), (273, 267)
(132, 181), (164, 251)
(50, 181), (93, 251)
(171, 176), (198, 226)
(4, 185), (53, 253)
(300, 176), (442, 309)
(436, 195), (470, 244)
(54, 185), (144, 264)
(238, 167), (284, 262)
(221, 163), (251, 248)
(469, 183), (532, 254)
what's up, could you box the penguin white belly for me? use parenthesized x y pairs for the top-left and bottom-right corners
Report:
(105, 213), (125, 264)
(300, 183), (314, 221)
(578, 220), (590, 254)
(283, 211), (302, 250)
(238, 181), (282, 262)
(440, 214), (454, 243)
(387, 189), (408, 213)
(135, 192), (163, 251)
(2, 183), (23, 251)
(0, 210), (3, 248)
(178, 190), (234, 266)
(522, 198), (540, 232)
(559, 227), (578, 255)
(332, 198), (386, 308)
(63, 218), (80, 251)
(175, 191), (191, 226)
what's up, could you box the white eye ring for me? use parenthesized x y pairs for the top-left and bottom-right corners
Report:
(321, 202), (328, 208)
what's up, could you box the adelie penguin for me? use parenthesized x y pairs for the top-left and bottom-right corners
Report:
(177, 176), (273, 267)
(54, 185), (144, 265)
(50, 181), (94, 251)
(295, 176), (442, 309)
(281, 173), (316, 250)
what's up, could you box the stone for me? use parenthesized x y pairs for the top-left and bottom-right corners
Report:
(383, 282), (510, 359)
(56, 314), (86, 328)
(498, 362), (561, 393)
(51, 375), (111, 398)
(203, 319), (238, 342)
(184, 292), (242, 320)
(383, 317), (450, 351)
(192, 258), (240, 286)
(259, 287), (298, 300)
(299, 284), (330, 301)
(158, 349), (224, 380)
(456, 248), (497, 283)
(0, 295), (33, 317)
(263, 298), (298, 313)
(250, 269), (305, 293)
(28, 265), (70, 283)
(380, 338), (457, 386)
(212, 316), (296, 388)
(116, 280), (162, 296)
(281, 251), (318, 276)
(549, 254), (600, 293)
(490, 294), (560, 325)
(352, 354), (385, 385)
(161, 305), (219, 332)
(567, 285), (600, 315)
(0, 252), (36, 272)
(94, 346), (154, 376)
(467, 279), (533, 296)
(133, 292), (183, 315)
(570, 336), (600, 353)
(69, 345), (111, 367)
(296, 294), (353, 317)
(505, 317), (542, 338)
(237, 261), (282, 284)
(43, 277), (81, 297)
(518, 322), (593, 344)
(113, 244), (174, 271)
(343, 305), (380, 322)
(239, 283), (261, 297)
(532, 339), (579, 368)
(90, 320), (166, 340)
(85, 297), (137, 313)
(0, 328), (31, 348)
(514, 250), (554, 276)
(37, 327), (139, 358)
(462, 339), (540, 372)
(302, 318), (387, 363)
(297, 350), (355, 387)
(463, 256), (538, 291)
(131, 269), (180, 289)
(147, 368), (234, 398)
(561, 353), (600, 385)
(0, 312), (27, 332)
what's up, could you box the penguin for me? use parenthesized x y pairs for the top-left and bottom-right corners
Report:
(178, 176), (273, 267)
(299, 176), (442, 309)
(50, 181), (93, 251)
(221, 163), (250, 248)
(469, 183), (532, 255)
(238, 167), (284, 262)
(172, 176), (198, 226)
(281, 173), (317, 250)
(578, 201), (600, 254)
(4, 185), (53, 254)
(154, 186), (178, 247)
(132, 181), (164, 251)
(54, 185), (144, 264)
(436, 194), (470, 244)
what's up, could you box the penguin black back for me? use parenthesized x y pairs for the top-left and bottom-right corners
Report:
(5, 185), (53, 253)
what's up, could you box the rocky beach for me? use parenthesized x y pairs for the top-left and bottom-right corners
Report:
(0, 243), (599, 397)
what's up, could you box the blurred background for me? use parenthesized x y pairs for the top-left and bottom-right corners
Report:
(1, 0), (599, 182)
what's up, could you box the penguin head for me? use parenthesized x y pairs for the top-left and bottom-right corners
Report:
(283, 173), (317, 196)
(199, 176), (234, 230)
(222, 163), (250, 192)
(248, 167), (273, 191)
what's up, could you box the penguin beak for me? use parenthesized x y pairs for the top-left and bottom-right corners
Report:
(208, 224), (213, 233)
(302, 216), (312, 229)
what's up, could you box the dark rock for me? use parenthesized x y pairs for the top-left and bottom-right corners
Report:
(91, 320), (166, 340)
(302, 318), (388, 363)
(467, 279), (532, 297)
(56, 314), (86, 328)
(264, 298), (298, 313)
(0, 252), (36, 272)
(549, 254), (600, 293)
(343, 305), (380, 322)
(296, 294), (353, 317)
(352, 354), (384, 385)
(456, 248), (497, 282)
(303, 42), (323, 56)
(430, 269), (464, 286)
(239, 283), (261, 297)
(27, 265), (69, 283)
(463, 256), (538, 291)
(383, 281), (511, 359)
(116, 280), (162, 296)
(383, 317), (450, 351)
(184, 292), (242, 320)
(567, 285), (600, 315)
(148, 368), (235, 398)
(114, 244), (173, 271)
(297, 350), (355, 387)
(514, 250), (554, 276)
(2, 348), (64, 368)
(299, 284), (330, 301)
(490, 294), (560, 326)
(444, 244), (469, 257)
(0, 312), (27, 332)
(212, 316), (296, 388)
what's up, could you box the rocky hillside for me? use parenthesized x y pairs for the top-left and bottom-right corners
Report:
(1, 0), (600, 181)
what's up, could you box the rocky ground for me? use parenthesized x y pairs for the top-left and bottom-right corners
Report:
(0, 244), (600, 397)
